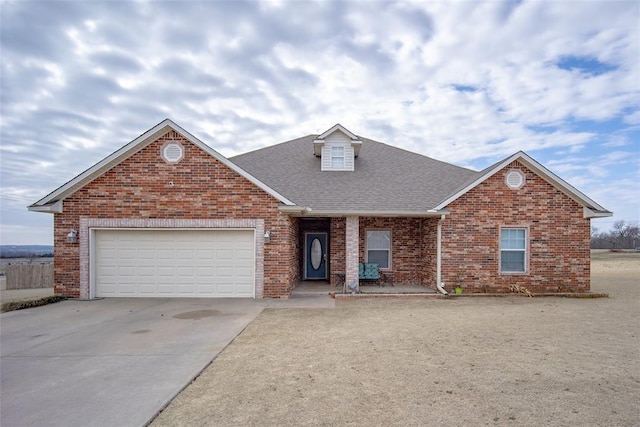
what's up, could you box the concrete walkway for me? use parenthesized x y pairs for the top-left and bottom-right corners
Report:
(0, 295), (333, 427)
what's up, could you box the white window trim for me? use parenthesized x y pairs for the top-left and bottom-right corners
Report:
(331, 146), (345, 169)
(365, 229), (392, 270)
(499, 226), (529, 275)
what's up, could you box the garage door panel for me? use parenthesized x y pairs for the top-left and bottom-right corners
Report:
(157, 249), (175, 260)
(176, 265), (195, 275)
(95, 229), (255, 298)
(196, 250), (214, 260)
(197, 266), (214, 276)
(138, 249), (155, 259)
(197, 285), (214, 294)
(137, 266), (156, 276)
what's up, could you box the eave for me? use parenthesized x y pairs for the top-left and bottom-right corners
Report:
(27, 200), (63, 214)
(278, 205), (450, 218)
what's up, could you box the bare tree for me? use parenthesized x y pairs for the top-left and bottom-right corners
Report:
(591, 221), (639, 249)
(610, 220), (639, 249)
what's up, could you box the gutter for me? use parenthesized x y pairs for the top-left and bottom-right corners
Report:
(278, 206), (450, 218)
(436, 214), (448, 295)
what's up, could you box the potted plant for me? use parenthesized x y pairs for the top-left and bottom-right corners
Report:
(454, 274), (464, 294)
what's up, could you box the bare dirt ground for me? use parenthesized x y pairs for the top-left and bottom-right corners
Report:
(152, 251), (640, 426)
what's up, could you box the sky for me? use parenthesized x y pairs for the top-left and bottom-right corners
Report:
(1, 0), (639, 245)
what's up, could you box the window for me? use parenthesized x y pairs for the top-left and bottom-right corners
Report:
(331, 146), (345, 168)
(366, 230), (391, 269)
(500, 228), (526, 273)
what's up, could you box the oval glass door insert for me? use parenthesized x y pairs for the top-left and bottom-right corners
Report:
(310, 238), (322, 270)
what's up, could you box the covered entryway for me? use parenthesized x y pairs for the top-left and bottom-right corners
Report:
(94, 229), (255, 298)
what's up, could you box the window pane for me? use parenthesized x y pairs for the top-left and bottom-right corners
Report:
(368, 250), (389, 269)
(367, 230), (390, 249)
(501, 251), (525, 272)
(501, 228), (525, 249)
(331, 156), (344, 168)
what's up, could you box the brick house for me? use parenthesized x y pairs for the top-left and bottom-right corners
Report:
(29, 119), (611, 299)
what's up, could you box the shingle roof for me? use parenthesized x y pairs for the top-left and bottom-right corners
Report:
(230, 134), (480, 213)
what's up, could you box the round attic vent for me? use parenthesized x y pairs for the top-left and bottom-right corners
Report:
(505, 169), (525, 189)
(162, 142), (184, 164)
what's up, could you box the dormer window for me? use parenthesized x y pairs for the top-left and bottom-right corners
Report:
(314, 124), (362, 172)
(331, 146), (345, 168)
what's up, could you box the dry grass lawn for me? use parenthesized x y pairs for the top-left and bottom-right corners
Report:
(152, 251), (639, 426)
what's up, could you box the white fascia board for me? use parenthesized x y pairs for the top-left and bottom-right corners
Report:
(279, 207), (450, 217)
(434, 151), (611, 213)
(30, 119), (179, 207)
(314, 124), (363, 157)
(30, 119), (295, 209)
(316, 124), (360, 140)
(27, 199), (63, 213)
(278, 205), (310, 215)
(515, 152), (611, 212)
(583, 207), (613, 219)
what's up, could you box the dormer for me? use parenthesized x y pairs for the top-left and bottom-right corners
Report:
(313, 124), (362, 171)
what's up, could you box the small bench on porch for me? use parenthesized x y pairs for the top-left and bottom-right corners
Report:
(333, 263), (393, 290)
(359, 263), (392, 287)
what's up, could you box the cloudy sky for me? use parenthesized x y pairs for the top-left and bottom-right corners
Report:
(1, 0), (638, 245)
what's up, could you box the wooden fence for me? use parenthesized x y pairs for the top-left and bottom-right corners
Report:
(5, 264), (53, 289)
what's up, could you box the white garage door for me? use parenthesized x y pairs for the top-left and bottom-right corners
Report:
(94, 229), (255, 298)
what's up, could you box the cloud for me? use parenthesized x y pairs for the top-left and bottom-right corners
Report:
(1, 0), (638, 243)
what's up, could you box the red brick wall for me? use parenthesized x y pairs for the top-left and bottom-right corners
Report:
(329, 217), (439, 287)
(358, 217), (425, 285)
(53, 130), (296, 298)
(442, 161), (591, 293)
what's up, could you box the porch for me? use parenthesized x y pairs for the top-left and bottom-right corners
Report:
(294, 216), (443, 295)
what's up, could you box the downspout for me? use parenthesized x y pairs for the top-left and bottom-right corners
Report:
(436, 214), (448, 295)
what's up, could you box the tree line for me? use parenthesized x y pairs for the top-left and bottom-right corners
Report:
(591, 220), (640, 249)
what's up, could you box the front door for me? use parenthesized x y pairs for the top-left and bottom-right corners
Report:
(305, 233), (327, 279)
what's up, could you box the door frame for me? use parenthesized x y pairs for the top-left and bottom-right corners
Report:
(303, 232), (328, 280)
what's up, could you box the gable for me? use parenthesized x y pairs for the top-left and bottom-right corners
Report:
(66, 130), (284, 216)
(434, 152), (612, 219)
(29, 119), (294, 213)
(448, 160), (584, 214)
(313, 124), (362, 172)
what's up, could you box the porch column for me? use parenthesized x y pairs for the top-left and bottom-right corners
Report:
(345, 216), (359, 292)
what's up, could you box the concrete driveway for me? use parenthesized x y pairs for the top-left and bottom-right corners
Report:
(0, 297), (324, 427)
